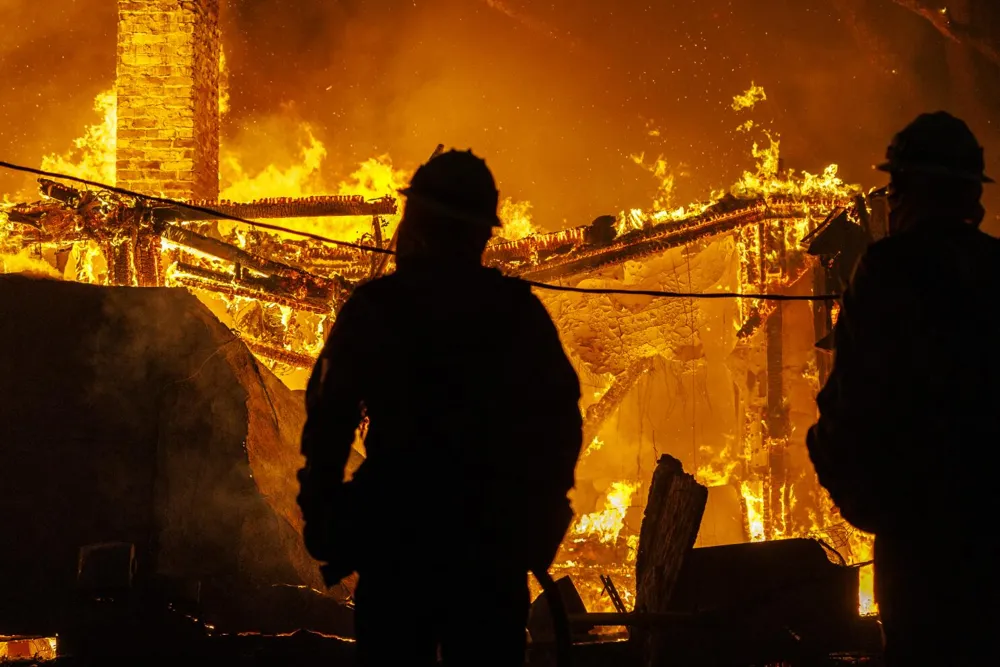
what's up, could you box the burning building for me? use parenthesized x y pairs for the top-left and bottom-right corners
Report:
(6, 0), (1000, 662)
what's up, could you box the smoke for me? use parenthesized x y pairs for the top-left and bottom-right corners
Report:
(2, 0), (1000, 231)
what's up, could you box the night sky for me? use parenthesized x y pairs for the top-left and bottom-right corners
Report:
(2, 0), (999, 231)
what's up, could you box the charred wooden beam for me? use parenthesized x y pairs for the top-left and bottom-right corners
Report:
(160, 223), (304, 278)
(633, 454), (708, 666)
(158, 195), (398, 222)
(515, 201), (833, 282)
(484, 227), (589, 265)
(170, 264), (334, 314)
(242, 339), (318, 369)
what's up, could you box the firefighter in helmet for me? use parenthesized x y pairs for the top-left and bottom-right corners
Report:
(297, 150), (582, 666)
(808, 112), (1000, 665)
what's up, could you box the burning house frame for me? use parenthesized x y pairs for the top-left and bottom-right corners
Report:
(0, 0), (893, 664)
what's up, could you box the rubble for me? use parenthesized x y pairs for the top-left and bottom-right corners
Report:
(0, 275), (351, 638)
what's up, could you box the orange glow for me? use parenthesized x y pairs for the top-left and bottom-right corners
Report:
(2, 63), (882, 619)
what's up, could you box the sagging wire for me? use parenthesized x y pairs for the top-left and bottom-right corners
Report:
(0, 160), (842, 302)
(0, 160), (395, 256)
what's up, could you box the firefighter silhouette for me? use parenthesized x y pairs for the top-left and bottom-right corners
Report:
(298, 150), (583, 666)
(808, 112), (1000, 666)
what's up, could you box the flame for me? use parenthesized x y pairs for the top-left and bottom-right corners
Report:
(219, 49), (231, 117)
(40, 89), (117, 185)
(848, 525), (878, 615)
(219, 121), (408, 244)
(219, 124), (328, 201)
(696, 440), (741, 487)
(497, 197), (537, 241)
(336, 155), (409, 203)
(630, 153), (676, 213)
(859, 562), (878, 616)
(616, 87), (859, 236)
(0, 249), (63, 280)
(573, 481), (638, 544)
(740, 480), (767, 543)
(731, 131), (858, 202)
(581, 435), (605, 459)
(696, 459), (739, 488)
(732, 82), (767, 111)
(830, 301), (842, 326)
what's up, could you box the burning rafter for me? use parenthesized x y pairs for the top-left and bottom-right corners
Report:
(2, 164), (879, 615)
(159, 195), (398, 222)
(486, 197), (843, 282)
(1, 174), (849, 372)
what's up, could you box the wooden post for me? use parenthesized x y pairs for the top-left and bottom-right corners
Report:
(633, 454), (708, 666)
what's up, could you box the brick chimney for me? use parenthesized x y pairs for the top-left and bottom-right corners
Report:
(116, 0), (220, 201)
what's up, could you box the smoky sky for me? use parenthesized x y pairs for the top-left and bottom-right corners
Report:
(3, 0), (1000, 232)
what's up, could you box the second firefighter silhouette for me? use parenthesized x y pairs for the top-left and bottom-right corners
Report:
(808, 113), (1000, 666)
(298, 150), (583, 666)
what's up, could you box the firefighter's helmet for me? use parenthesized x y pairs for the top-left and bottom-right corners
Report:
(876, 111), (993, 183)
(398, 149), (502, 227)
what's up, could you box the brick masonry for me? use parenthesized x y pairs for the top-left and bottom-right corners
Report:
(116, 0), (220, 200)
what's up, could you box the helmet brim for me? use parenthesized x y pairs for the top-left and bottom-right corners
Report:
(398, 187), (503, 227)
(875, 161), (995, 184)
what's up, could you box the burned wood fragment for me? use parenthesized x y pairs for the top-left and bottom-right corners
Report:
(632, 454), (707, 666)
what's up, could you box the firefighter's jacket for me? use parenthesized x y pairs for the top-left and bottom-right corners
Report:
(298, 259), (582, 579)
(808, 217), (1000, 537)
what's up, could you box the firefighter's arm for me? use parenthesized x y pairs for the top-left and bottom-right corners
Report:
(514, 292), (582, 570)
(297, 295), (369, 560)
(807, 247), (920, 531)
(519, 292), (583, 498)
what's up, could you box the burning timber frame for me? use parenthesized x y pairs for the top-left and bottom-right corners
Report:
(2, 175), (876, 548)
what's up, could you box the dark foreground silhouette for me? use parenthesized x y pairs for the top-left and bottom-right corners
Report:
(298, 150), (583, 666)
(808, 112), (1000, 666)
